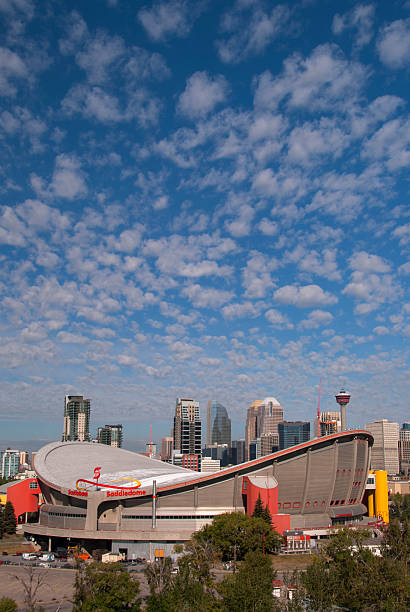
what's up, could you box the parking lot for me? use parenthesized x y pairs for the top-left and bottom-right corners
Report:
(0, 554), (150, 610)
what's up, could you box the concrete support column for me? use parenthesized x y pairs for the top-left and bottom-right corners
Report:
(48, 537), (52, 552)
(152, 480), (157, 529)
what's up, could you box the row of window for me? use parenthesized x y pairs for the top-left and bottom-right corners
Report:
(47, 512), (86, 518)
(123, 515), (215, 520)
(330, 499), (357, 506)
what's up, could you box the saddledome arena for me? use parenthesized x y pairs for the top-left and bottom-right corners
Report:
(25, 430), (373, 559)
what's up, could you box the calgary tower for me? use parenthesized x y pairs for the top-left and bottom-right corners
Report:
(335, 389), (351, 432)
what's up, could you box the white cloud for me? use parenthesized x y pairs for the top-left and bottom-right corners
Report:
(287, 118), (348, 164)
(242, 251), (277, 298)
(181, 283), (233, 308)
(362, 118), (410, 171)
(59, 10), (88, 55)
(274, 284), (338, 308)
(257, 218), (278, 236)
(349, 251), (391, 274)
(253, 44), (368, 112)
(153, 195), (169, 210)
(225, 204), (255, 237)
(222, 302), (261, 319)
(297, 248), (341, 281)
(51, 155), (87, 200)
(198, 357), (222, 366)
(343, 253), (400, 311)
(75, 32), (125, 84)
(265, 308), (292, 328)
(299, 309), (333, 329)
(56, 331), (88, 344)
(177, 71), (228, 119)
(332, 4), (375, 48)
(0, 46), (27, 96)
(373, 325), (389, 335)
(377, 19), (410, 69)
(217, 3), (291, 64)
(138, 0), (201, 42)
(393, 223), (410, 247)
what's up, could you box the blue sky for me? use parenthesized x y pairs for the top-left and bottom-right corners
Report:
(0, 0), (409, 451)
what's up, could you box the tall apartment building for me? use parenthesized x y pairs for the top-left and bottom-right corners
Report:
(206, 401), (231, 446)
(399, 423), (410, 475)
(97, 424), (123, 447)
(245, 400), (262, 461)
(19, 451), (29, 467)
(257, 397), (284, 438)
(173, 397), (201, 470)
(278, 421), (310, 450)
(62, 395), (91, 442)
(161, 436), (173, 462)
(0, 449), (20, 479)
(318, 411), (341, 437)
(366, 419), (400, 475)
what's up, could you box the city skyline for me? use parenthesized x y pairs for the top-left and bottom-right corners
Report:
(0, 1), (409, 443)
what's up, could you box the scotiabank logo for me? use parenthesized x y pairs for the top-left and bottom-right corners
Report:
(68, 489), (88, 497)
(107, 489), (146, 498)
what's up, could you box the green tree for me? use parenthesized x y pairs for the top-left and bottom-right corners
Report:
(301, 526), (410, 611)
(144, 556), (172, 598)
(0, 598), (18, 612)
(195, 512), (282, 570)
(252, 494), (265, 519)
(252, 494), (273, 527)
(218, 550), (280, 611)
(145, 546), (218, 612)
(390, 493), (410, 521)
(3, 501), (17, 535)
(73, 561), (141, 612)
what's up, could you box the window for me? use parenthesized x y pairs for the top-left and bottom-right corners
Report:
(29, 482), (38, 489)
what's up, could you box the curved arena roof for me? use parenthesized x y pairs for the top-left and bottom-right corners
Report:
(34, 441), (203, 491)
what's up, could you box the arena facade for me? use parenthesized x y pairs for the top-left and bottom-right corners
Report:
(25, 430), (373, 559)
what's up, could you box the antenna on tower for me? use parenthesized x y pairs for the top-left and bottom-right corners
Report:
(317, 377), (321, 438)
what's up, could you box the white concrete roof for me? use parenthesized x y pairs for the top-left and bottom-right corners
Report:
(262, 397), (281, 406)
(34, 441), (202, 490)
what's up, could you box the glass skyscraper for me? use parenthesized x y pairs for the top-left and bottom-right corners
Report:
(206, 401), (231, 446)
(278, 421), (310, 450)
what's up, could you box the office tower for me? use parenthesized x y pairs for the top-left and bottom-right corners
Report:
(249, 438), (261, 460)
(173, 397), (201, 470)
(97, 424), (123, 447)
(257, 397), (284, 438)
(278, 421), (310, 450)
(62, 395), (91, 442)
(206, 401), (231, 446)
(161, 437), (173, 462)
(245, 400), (262, 461)
(319, 411), (341, 437)
(230, 439), (245, 465)
(202, 443), (229, 467)
(260, 433), (279, 456)
(399, 423), (410, 475)
(0, 449), (20, 479)
(366, 419), (400, 475)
